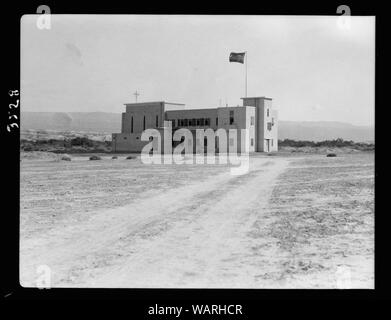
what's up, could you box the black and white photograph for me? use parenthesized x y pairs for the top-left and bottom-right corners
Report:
(13, 11), (376, 292)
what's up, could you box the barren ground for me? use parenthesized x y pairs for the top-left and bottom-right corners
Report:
(20, 152), (374, 288)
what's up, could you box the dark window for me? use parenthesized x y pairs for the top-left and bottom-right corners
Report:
(229, 110), (234, 125)
(172, 119), (175, 127)
(205, 118), (210, 126)
(267, 122), (272, 131)
(156, 115), (159, 127)
(131, 116), (133, 133)
(216, 118), (218, 126)
(200, 118), (204, 126)
(250, 116), (254, 126)
(143, 116), (146, 130)
(197, 119), (200, 126)
(184, 119), (188, 126)
(267, 109), (269, 117)
(251, 138), (254, 146)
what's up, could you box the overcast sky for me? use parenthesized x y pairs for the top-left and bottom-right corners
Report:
(21, 15), (375, 126)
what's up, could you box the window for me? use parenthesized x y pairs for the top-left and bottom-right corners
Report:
(196, 119), (200, 126)
(131, 116), (133, 133)
(171, 119), (175, 127)
(216, 118), (218, 126)
(229, 110), (234, 125)
(251, 138), (254, 146)
(271, 139), (273, 146)
(156, 115), (159, 127)
(267, 122), (272, 131)
(143, 116), (146, 130)
(200, 118), (204, 126)
(250, 116), (254, 126)
(267, 109), (269, 117)
(184, 119), (188, 126)
(205, 118), (210, 126)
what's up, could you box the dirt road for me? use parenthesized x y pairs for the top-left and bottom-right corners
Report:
(20, 157), (289, 288)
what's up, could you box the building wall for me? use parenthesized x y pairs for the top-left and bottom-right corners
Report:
(123, 102), (165, 134)
(241, 97), (277, 152)
(113, 98), (276, 153)
(112, 133), (148, 152)
(112, 129), (165, 153)
(166, 108), (218, 130)
(217, 106), (255, 153)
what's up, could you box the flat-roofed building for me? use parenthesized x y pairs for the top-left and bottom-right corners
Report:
(112, 96), (277, 153)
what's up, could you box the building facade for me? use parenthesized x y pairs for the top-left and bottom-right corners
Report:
(112, 96), (278, 153)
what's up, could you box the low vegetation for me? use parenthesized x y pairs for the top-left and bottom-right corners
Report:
(21, 136), (111, 154)
(279, 138), (374, 151)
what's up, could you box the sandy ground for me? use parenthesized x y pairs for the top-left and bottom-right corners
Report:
(20, 153), (374, 288)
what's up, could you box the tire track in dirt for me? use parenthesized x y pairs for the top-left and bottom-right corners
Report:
(87, 158), (289, 288)
(20, 157), (290, 287)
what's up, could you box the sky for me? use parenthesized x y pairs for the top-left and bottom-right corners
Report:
(21, 15), (375, 126)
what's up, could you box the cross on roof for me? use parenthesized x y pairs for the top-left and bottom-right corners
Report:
(134, 90), (140, 102)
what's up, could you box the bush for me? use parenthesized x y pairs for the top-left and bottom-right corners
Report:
(61, 155), (71, 161)
(71, 137), (93, 147)
(126, 155), (135, 160)
(89, 155), (101, 160)
(112, 156), (118, 159)
(279, 138), (374, 150)
(326, 153), (337, 157)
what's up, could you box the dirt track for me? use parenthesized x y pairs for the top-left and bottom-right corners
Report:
(21, 157), (289, 287)
(20, 153), (374, 288)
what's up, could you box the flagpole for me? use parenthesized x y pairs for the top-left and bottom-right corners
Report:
(245, 51), (247, 97)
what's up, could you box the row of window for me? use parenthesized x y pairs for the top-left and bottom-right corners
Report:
(171, 118), (213, 127)
(129, 114), (271, 132)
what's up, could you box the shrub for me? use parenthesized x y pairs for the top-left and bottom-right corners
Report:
(71, 137), (93, 147)
(112, 156), (118, 159)
(326, 153), (337, 157)
(89, 155), (101, 160)
(61, 155), (71, 161)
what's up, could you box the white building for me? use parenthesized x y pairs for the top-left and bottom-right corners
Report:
(112, 96), (278, 153)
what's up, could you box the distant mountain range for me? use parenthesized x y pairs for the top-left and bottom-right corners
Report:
(21, 112), (374, 143)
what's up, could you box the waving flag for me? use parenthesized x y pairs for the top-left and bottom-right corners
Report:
(229, 52), (246, 64)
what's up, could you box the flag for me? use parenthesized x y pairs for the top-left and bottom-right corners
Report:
(229, 52), (245, 64)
